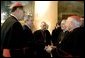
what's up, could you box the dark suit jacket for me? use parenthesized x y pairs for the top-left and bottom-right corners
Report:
(23, 25), (34, 47)
(59, 27), (85, 57)
(1, 15), (24, 49)
(33, 30), (51, 49)
(52, 27), (62, 46)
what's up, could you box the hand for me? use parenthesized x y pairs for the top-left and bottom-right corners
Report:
(3, 49), (11, 57)
(44, 45), (52, 53)
(51, 45), (57, 49)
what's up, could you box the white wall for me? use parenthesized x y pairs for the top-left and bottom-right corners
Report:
(34, 1), (58, 34)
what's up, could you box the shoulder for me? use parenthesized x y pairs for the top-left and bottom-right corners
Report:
(45, 30), (49, 32)
(34, 30), (41, 34)
(13, 22), (22, 27)
(23, 25), (27, 30)
(72, 27), (83, 34)
(12, 22), (23, 31)
(45, 30), (50, 34)
(1, 16), (18, 31)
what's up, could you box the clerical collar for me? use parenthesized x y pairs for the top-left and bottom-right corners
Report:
(63, 30), (67, 32)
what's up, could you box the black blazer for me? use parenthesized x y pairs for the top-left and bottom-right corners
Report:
(1, 15), (24, 49)
(33, 29), (51, 46)
(52, 27), (62, 46)
(23, 25), (34, 47)
(59, 27), (85, 56)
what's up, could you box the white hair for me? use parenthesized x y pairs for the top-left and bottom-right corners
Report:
(70, 17), (81, 28)
(66, 17), (81, 31)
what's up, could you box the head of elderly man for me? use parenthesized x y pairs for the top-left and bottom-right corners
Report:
(65, 16), (82, 32)
(10, 2), (25, 21)
(40, 21), (48, 30)
(24, 15), (33, 28)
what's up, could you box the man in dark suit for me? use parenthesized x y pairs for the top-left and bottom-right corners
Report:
(59, 16), (84, 57)
(22, 15), (34, 57)
(33, 21), (51, 57)
(52, 22), (62, 46)
(1, 2), (25, 57)
(51, 20), (70, 57)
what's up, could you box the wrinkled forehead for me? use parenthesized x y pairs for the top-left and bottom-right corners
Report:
(66, 17), (75, 23)
(67, 17), (73, 21)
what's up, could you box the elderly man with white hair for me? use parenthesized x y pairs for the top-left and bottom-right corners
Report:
(33, 21), (51, 57)
(59, 15), (84, 57)
(46, 19), (70, 57)
(65, 16), (82, 32)
(49, 15), (84, 57)
(22, 15), (34, 57)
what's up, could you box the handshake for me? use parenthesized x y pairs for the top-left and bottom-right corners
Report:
(44, 45), (56, 53)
